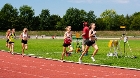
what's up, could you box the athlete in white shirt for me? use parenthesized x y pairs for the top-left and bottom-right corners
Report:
(20, 28), (28, 57)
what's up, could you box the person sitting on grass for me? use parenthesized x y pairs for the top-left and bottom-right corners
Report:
(20, 28), (29, 57)
(61, 26), (73, 60)
(79, 23), (98, 63)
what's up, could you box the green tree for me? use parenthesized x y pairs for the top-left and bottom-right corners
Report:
(86, 10), (96, 24)
(125, 14), (131, 30)
(19, 5), (34, 30)
(32, 16), (40, 31)
(56, 18), (66, 30)
(63, 8), (79, 30)
(130, 12), (140, 30)
(39, 9), (50, 30)
(48, 14), (61, 30)
(113, 14), (126, 30)
(0, 10), (3, 30)
(0, 3), (19, 30)
(63, 8), (89, 31)
(100, 9), (117, 30)
(95, 18), (105, 30)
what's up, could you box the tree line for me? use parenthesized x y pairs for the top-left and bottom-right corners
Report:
(0, 3), (140, 31)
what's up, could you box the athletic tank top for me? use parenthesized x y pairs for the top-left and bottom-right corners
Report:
(64, 32), (72, 44)
(91, 30), (96, 37)
(89, 30), (96, 41)
(65, 32), (72, 40)
(9, 33), (15, 42)
(22, 32), (28, 38)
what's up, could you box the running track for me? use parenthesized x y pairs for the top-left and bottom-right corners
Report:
(0, 51), (140, 78)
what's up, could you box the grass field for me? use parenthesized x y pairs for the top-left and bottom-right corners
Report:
(0, 38), (140, 69)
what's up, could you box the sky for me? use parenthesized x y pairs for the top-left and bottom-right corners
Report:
(0, 0), (140, 17)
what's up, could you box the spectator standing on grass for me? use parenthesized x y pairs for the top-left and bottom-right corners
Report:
(36, 34), (38, 39)
(20, 28), (29, 57)
(82, 22), (89, 55)
(61, 26), (73, 60)
(79, 23), (98, 63)
(8, 28), (16, 55)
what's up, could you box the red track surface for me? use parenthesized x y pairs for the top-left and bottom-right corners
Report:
(0, 51), (140, 78)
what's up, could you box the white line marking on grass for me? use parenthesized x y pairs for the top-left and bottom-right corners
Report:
(28, 54), (35, 55)
(45, 58), (52, 60)
(1, 50), (5, 51)
(46, 52), (62, 54)
(38, 57), (43, 59)
(54, 52), (62, 53)
(16, 53), (21, 55)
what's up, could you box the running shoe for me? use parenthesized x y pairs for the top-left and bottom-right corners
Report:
(78, 58), (82, 64)
(91, 57), (95, 62)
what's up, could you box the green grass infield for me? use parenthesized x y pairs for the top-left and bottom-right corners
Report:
(0, 38), (140, 69)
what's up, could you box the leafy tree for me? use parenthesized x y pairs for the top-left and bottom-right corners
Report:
(56, 18), (66, 30)
(0, 3), (19, 30)
(32, 16), (40, 30)
(113, 14), (126, 30)
(95, 18), (105, 30)
(125, 14), (131, 30)
(39, 9), (50, 30)
(63, 8), (82, 31)
(0, 3), (140, 31)
(48, 14), (61, 30)
(100, 9), (117, 30)
(19, 5), (34, 30)
(86, 10), (96, 24)
(0, 10), (3, 30)
(130, 12), (140, 30)
(63, 8), (96, 31)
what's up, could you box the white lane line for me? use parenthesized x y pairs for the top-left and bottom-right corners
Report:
(41, 65), (45, 66)
(22, 65), (28, 68)
(73, 73), (76, 74)
(28, 54), (35, 56)
(105, 75), (109, 77)
(40, 68), (42, 69)
(134, 75), (137, 77)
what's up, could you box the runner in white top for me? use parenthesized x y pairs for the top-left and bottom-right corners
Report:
(79, 23), (98, 63)
(61, 26), (73, 60)
(20, 28), (28, 57)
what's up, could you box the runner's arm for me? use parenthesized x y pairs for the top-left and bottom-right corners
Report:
(20, 33), (23, 39)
